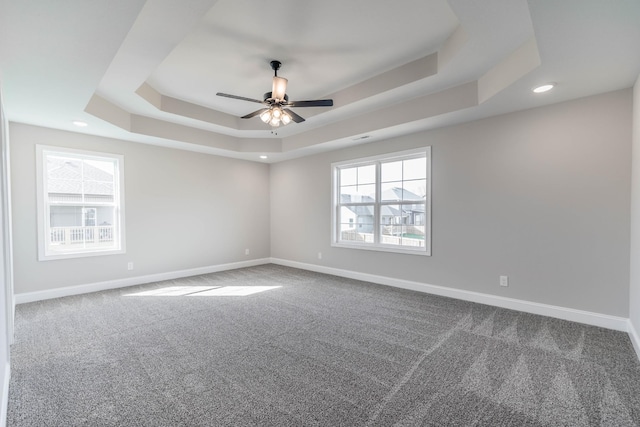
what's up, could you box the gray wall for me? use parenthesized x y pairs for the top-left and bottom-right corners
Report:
(630, 74), (640, 334)
(10, 124), (271, 294)
(0, 85), (11, 424)
(271, 89), (632, 317)
(8, 89), (634, 317)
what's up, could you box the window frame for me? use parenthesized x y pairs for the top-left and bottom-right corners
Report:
(36, 145), (126, 261)
(331, 146), (431, 256)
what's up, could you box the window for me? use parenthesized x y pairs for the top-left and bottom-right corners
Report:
(36, 145), (125, 260)
(332, 147), (431, 255)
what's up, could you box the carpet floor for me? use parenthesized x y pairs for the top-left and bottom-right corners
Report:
(7, 264), (640, 426)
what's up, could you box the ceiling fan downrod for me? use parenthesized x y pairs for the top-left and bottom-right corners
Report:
(270, 60), (281, 76)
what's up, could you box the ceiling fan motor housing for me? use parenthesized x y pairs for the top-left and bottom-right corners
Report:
(263, 92), (288, 103)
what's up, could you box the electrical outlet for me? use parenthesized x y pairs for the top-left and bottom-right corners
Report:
(318, 252), (322, 260)
(245, 249), (250, 255)
(500, 275), (508, 287)
(127, 262), (134, 271)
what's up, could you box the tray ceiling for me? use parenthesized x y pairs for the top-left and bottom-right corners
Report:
(1, 0), (639, 162)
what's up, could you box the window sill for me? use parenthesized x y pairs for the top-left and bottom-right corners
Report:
(39, 247), (125, 261)
(331, 242), (430, 256)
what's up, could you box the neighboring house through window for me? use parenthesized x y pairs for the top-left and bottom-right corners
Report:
(332, 147), (431, 255)
(36, 145), (125, 260)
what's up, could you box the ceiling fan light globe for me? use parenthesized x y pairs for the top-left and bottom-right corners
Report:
(272, 107), (282, 119)
(272, 76), (288, 100)
(260, 110), (272, 123)
(282, 113), (291, 125)
(269, 117), (280, 127)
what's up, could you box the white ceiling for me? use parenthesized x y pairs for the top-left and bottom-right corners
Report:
(1, 0), (639, 163)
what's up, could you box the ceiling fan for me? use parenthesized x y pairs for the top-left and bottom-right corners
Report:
(216, 60), (333, 127)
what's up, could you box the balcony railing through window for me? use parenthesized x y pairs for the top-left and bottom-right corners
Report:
(49, 225), (115, 249)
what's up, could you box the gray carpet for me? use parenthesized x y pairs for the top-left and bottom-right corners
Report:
(7, 264), (640, 426)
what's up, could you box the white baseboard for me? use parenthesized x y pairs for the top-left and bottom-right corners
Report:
(0, 362), (9, 427)
(15, 258), (271, 305)
(628, 319), (640, 361)
(270, 258), (630, 332)
(13, 256), (635, 340)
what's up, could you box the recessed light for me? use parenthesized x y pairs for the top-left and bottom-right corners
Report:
(532, 83), (555, 94)
(259, 155), (268, 159)
(72, 120), (88, 127)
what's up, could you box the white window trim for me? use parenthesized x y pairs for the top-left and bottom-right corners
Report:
(331, 146), (431, 256)
(36, 145), (126, 261)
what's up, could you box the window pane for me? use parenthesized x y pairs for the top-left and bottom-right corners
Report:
(84, 159), (115, 179)
(339, 164), (376, 201)
(339, 206), (357, 231)
(339, 205), (374, 243)
(380, 204), (402, 226)
(380, 203), (403, 246)
(380, 225), (426, 248)
(340, 167), (357, 186)
(340, 183), (375, 202)
(404, 157), (426, 180)
(380, 203), (426, 247)
(340, 164), (376, 186)
(382, 181), (426, 201)
(48, 205), (118, 253)
(404, 202), (426, 226)
(401, 218), (425, 247)
(402, 179), (427, 201)
(381, 182), (402, 201)
(47, 156), (82, 180)
(83, 159), (115, 202)
(357, 164), (376, 184)
(381, 160), (402, 183)
(47, 156), (82, 196)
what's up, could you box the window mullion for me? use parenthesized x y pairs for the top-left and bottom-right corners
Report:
(374, 161), (381, 245)
(81, 159), (85, 204)
(42, 157), (52, 250)
(335, 167), (342, 244)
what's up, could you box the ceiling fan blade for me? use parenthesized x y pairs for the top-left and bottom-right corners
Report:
(216, 92), (265, 104)
(284, 99), (333, 108)
(241, 108), (269, 119)
(283, 109), (305, 123)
